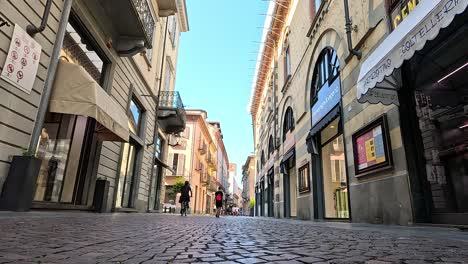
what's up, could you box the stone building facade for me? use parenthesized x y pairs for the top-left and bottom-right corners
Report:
(251, 0), (467, 225)
(242, 155), (256, 216)
(0, 0), (189, 213)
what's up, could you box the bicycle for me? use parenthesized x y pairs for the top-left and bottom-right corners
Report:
(180, 200), (189, 216)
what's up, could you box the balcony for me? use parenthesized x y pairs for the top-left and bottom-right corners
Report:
(201, 172), (210, 186)
(90, 0), (156, 56)
(158, 91), (186, 134)
(198, 141), (207, 155)
(156, 0), (178, 17)
(206, 152), (216, 169)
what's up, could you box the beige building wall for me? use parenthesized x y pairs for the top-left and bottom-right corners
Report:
(252, 0), (413, 224)
(0, 0), (64, 193)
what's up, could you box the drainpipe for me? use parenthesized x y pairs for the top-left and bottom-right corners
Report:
(28, 0), (73, 153)
(147, 17), (169, 212)
(26, 0), (53, 36)
(343, 0), (362, 60)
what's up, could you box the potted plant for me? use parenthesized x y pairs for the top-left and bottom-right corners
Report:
(249, 198), (255, 217)
(0, 149), (42, 212)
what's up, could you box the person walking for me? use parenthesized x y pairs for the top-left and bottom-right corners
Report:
(214, 187), (223, 218)
(179, 181), (192, 216)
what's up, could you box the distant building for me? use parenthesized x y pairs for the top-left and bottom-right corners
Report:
(242, 156), (256, 216)
(165, 110), (230, 214)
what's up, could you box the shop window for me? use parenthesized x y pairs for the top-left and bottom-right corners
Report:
(282, 107), (295, 141)
(298, 164), (310, 193)
(321, 134), (348, 218)
(116, 143), (138, 208)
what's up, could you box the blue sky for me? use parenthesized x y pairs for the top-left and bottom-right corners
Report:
(175, 1), (269, 185)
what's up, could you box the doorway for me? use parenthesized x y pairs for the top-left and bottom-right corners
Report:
(400, 13), (468, 225)
(282, 154), (296, 218)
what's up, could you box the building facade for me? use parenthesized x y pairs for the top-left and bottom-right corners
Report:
(242, 156), (256, 216)
(165, 110), (230, 214)
(0, 0), (189, 213)
(251, 0), (467, 225)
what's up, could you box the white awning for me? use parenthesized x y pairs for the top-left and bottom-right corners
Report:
(357, 0), (468, 105)
(49, 60), (130, 142)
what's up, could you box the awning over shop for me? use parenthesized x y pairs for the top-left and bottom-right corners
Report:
(357, 0), (468, 105)
(155, 156), (175, 174)
(49, 60), (129, 142)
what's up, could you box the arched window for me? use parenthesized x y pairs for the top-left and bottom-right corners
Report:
(311, 48), (340, 105)
(282, 107), (295, 141)
(268, 135), (274, 159)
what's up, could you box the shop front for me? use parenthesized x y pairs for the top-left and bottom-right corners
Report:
(358, 0), (468, 224)
(306, 48), (350, 220)
(33, 15), (129, 209)
(280, 148), (297, 218)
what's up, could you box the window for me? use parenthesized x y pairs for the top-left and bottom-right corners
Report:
(168, 15), (177, 47)
(172, 153), (179, 172)
(284, 45), (292, 83)
(62, 16), (109, 85)
(268, 136), (274, 159)
(282, 107), (295, 141)
(311, 48), (340, 104)
(129, 98), (143, 135)
(261, 151), (265, 167)
(163, 61), (172, 91)
(298, 164), (310, 193)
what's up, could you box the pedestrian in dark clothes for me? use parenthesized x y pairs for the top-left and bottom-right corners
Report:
(214, 187), (223, 218)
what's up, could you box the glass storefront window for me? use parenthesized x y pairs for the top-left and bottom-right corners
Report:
(35, 114), (88, 203)
(116, 143), (137, 208)
(321, 133), (349, 218)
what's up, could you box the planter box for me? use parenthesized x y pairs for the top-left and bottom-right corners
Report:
(0, 156), (42, 212)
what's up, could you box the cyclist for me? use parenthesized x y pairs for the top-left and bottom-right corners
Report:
(179, 181), (192, 216)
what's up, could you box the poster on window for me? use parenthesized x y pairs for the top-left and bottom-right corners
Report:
(352, 115), (393, 177)
(1, 24), (42, 94)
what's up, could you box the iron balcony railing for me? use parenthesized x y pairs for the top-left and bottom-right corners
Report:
(159, 91), (185, 110)
(131, 0), (156, 48)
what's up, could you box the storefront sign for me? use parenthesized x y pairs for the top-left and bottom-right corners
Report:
(1, 24), (42, 94)
(391, 0), (420, 29)
(312, 78), (340, 127)
(357, 0), (468, 105)
(352, 115), (393, 176)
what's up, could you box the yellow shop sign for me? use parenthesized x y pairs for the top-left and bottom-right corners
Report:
(391, 0), (420, 29)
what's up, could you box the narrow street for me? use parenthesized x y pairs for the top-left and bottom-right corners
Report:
(1, 212), (468, 264)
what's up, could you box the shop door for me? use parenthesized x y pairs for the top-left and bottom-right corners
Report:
(35, 114), (96, 205)
(317, 118), (350, 219)
(400, 13), (468, 225)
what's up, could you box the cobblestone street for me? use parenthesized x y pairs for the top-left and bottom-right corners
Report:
(1, 212), (468, 264)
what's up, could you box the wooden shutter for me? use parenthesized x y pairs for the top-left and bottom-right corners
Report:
(177, 154), (185, 176)
(167, 154), (174, 175)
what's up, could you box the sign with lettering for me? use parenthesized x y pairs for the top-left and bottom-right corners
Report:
(357, 0), (468, 104)
(391, 0), (420, 29)
(1, 24), (42, 94)
(311, 78), (341, 127)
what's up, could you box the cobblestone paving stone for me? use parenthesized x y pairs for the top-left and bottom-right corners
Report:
(0, 213), (467, 263)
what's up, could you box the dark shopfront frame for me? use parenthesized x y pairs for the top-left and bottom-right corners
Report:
(307, 48), (351, 221)
(397, 11), (468, 225)
(280, 148), (295, 218)
(267, 168), (274, 217)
